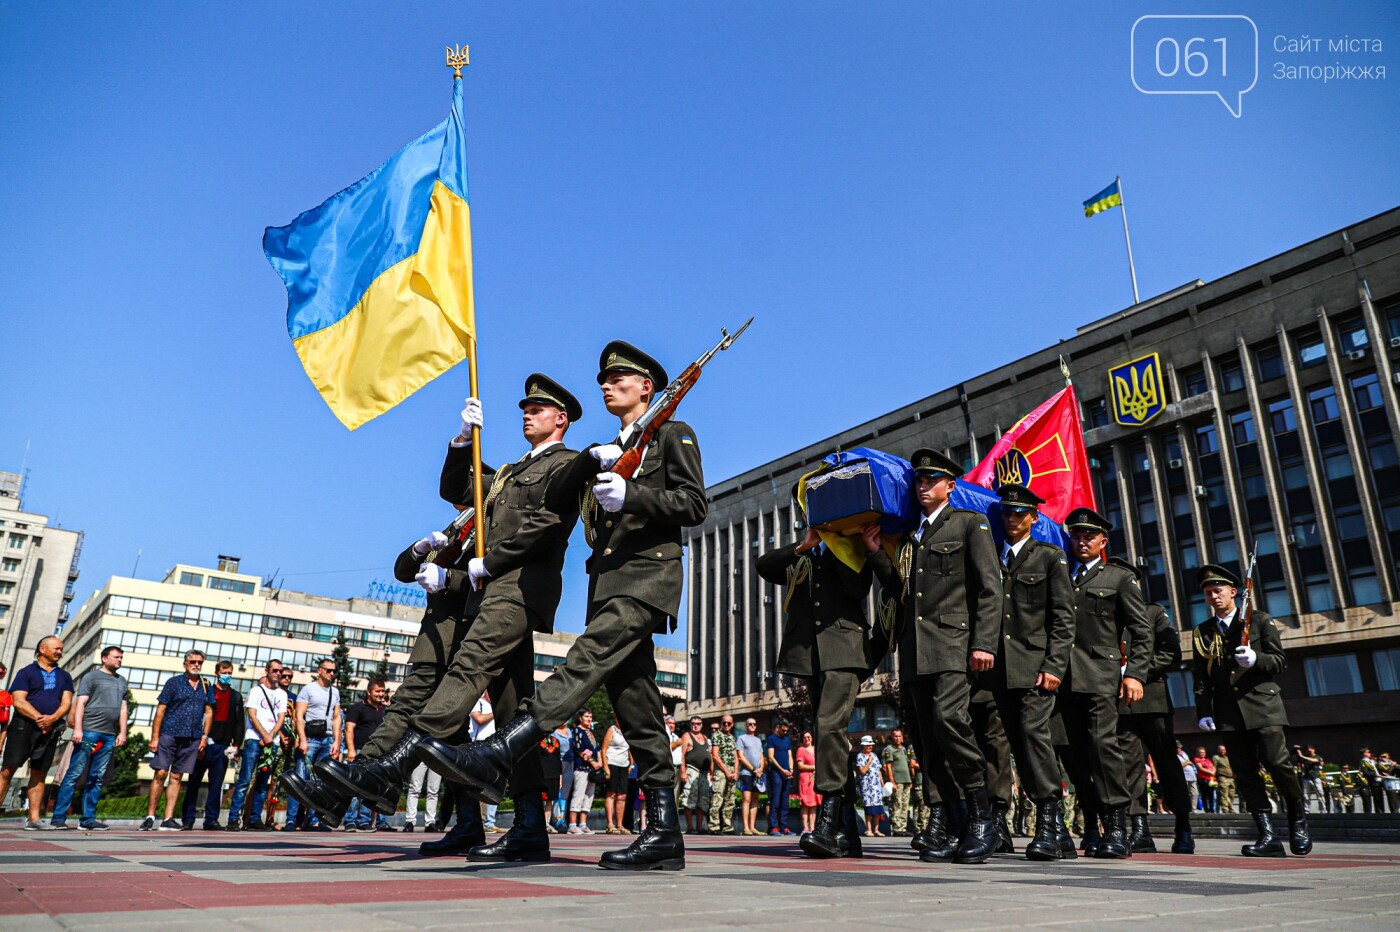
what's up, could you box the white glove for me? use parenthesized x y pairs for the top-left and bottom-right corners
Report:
(593, 472), (627, 513)
(1198, 717), (1216, 732)
(416, 563), (447, 593)
(1234, 645), (1257, 669)
(412, 531), (451, 556)
(458, 397), (483, 439)
(590, 444), (623, 470)
(467, 557), (491, 591)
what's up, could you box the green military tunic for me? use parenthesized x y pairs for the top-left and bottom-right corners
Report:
(1117, 600), (1192, 817)
(758, 542), (874, 794)
(527, 419), (707, 788)
(991, 538), (1075, 803)
(405, 441), (580, 794)
(869, 507), (1001, 803)
(1192, 609), (1304, 812)
(1056, 557), (1151, 812)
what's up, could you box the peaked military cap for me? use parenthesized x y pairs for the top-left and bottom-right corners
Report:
(597, 340), (668, 387)
(1197, 563), (1242, 590)
(997, 482), (1044, 512)
(519, 373), (583, 423)
(911, 448), (962, 480)
(1064, 507), (1112, 533)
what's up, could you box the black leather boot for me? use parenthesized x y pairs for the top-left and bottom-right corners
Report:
(599, 785), (685, 871)
(1079, 809), (1101, 858)
(469, 791), (550, 862)
(279, 771), (351, 828)
(415, 715), (544, 805)
(1024, 801), (1061, 861)
(419, 786), (485, 857)
(1054, 806), (1078, 859)
(316, 730), (423, 815)
(1096, 806), (1130, 859)
(953, 787), (997, 864)
(918, 804), (957, 862)
(799, 793), (845, 858)
(1286, 802), (1313, 856)
(910, 802), (942, 853)
(1242, 810), (1285, 858)
(992, 799), (1014, 854)
(1128, 813), (1156, 853)
(1171, 812), (1195, 854)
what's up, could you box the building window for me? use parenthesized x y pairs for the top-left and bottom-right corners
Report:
(0, 582), (12, 596)
(179, 572), (204, 587)
(1308, 385), (1340, 423)
(1255, 345), (1285, 381)
(1084, 397), (1109, 429)
(1179, 365), (1209, 398)
(1196, 423), (1219, 455)
(1351, 570), (1382, 605)
(1303, 573), (1335, 611)
(1267, 398), (1297, 434)
(7, 535), (24, 549)
(1303, 654), (1363, 696)
(1336, 317), (1370, 354)
(1297, 332), (1328, 368)
(207, 576), (256, 595)
(1218, 357), (1245, 393)
(1165, 671), (1194, 707)
(1351, 373), (1384, 411)
(1376, 648), (1400, 691)
(1261, 578), (1293, 618)
(0, 558), (17, 572)
(1323, 452), (1355, 481)
(1230, 409), (1257, 445)
(0, 604), (8, 619)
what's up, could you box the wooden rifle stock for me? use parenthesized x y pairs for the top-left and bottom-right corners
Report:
(1238, 547), (1258, 647)
(426, 507), (477, 568)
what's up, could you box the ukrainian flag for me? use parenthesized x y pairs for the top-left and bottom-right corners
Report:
(264, 78), (476, 430)
(1083, 179), (1122, 218)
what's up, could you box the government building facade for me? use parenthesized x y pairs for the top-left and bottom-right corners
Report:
(680, 207), (1400, 761)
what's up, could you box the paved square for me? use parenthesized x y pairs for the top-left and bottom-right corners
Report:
(2, 830), (1398, 929)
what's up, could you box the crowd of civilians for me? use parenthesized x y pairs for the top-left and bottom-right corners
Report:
(3, 640), (1400, 834)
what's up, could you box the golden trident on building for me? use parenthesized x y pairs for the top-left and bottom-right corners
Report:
(1114, 361), (1160, 423)
(446, 44), (470, 78)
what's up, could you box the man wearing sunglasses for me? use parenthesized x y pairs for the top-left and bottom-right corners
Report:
(141, 651), (214, 831)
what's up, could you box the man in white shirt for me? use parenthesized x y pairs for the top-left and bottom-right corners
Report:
(227, 659), (288, 831)
(471, 694), (499, 831)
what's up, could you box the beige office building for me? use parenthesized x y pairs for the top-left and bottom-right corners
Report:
(0, 471), (83, 676)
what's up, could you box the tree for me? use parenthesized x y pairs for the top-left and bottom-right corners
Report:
(107, 730), (147, 798)
(331, 627), (354, 694)
(373, 652), (391, 683)
(773, 679), (814, 733)
(585, 686), (615, 739)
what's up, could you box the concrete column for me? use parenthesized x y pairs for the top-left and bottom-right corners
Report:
(1200, 348), (1251, 565)
(726, 521), (736, 700)
(741, 516), (753, 697)
(1142, 432), (1181, 612)
(1110, 441), (1139, 563)
(1317, 303), (1395, 605)
(696, 529), (708, 701)
(1176, 421), (1212, 564)
(1237, 333), (1306, 611)
(1278, 326), (1348, 611)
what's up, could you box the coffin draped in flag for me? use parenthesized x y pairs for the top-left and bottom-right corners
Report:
(800, 447), (1068, 571)
(964, 385), (1096, 524)
(263, 78), (476, 430)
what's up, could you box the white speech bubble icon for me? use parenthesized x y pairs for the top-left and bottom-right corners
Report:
(1131, 15), (1258, 118)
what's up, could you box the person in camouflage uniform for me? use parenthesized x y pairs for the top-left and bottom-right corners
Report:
(708, 715), (738, 834)
(909, 747), (931, 833)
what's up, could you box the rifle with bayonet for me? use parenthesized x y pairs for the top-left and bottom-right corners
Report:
(425, 507), (477, 568)
(610, 317), (754, 480)
(1237, 547), (1258, 646)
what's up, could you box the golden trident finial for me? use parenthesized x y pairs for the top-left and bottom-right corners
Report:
(446, 44), (470, 78)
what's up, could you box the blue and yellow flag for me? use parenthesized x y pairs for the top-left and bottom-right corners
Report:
(1083, 179), (1122, 218)
(264, 79), (476, 429)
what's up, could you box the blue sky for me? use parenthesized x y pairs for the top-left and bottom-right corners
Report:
(2, 1), (1397, 652)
